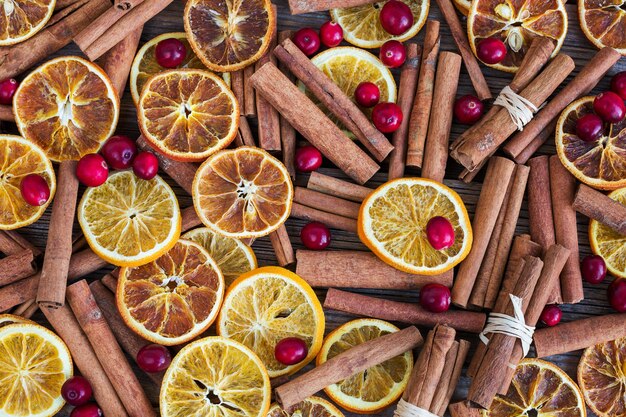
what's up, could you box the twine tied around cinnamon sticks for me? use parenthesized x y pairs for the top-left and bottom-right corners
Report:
(479, 294), (535, 358)
(394, 399), (440, 417)
(493, 86), (539, 131)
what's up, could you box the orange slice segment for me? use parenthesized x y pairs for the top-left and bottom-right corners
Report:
(14, 56), (119, 162)
(0, 135), (56, 230)
(0, 314), (34, 328)
(193, 147), (293, 239)
(579, 0), (626, 54)
(117, 239), (224, 345)
(0, 0), (55, 45)
(184, 0), (276, 72)
(454, 0), (472, 16)
(589, 188), (626, 279)
(467, 0), (567, 72)
(137, 68), (239, 162)
(267, 397), (345, 417)
(556, 96), (626, 190)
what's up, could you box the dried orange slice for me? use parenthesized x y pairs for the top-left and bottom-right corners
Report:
(117, 239), (224, 345)
(267, 397), (345, 417)
(184, 0), (275, 72)
(182, 227), (257, 287)
(358, 178), (472, 275)
(0, 323), (73, 417)
(589, 188), (626, 279)
(14, 56), (119, 162)
(578, 336), (626, 417)
(217, 267), (325, 378)
(137, 68), (239, 162)
(0, 0), (55, 45)
(454, 0), (472, 16)
(0, 314), (34, 328)
(316, 319), (413, 414)
(193, 147), (293, 239)
(160, 336), (271, 417)
(556, 96), (626, 190)
(77, 171), (181, 267)
(484, 359), (585, 417)
(331, 0), (428, 49)
(0, 135), (56, 230)
(579, 1), (626, 54)
(129, 32), (230, 105)
(467, 0), (567, 72)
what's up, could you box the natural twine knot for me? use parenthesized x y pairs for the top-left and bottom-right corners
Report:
(394, 399), (440, 417)
(494, 86), (538, 131)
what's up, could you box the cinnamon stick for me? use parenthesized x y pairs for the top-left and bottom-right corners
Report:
(534, 313), (626, 358)
(434, 0), (491, 100)
(275, 326), (423, 409)
(13, 299), (38, 319)
(101, 273), (118, 293)
(278, 30), (297, 179)
(324, 288), (485, 333)
(287, 0), (377, 14)
(307, 172), (371, 202)
(388, 43), (420, 180)
(509, 121), (556, 164)
(67, 280), (156, 417)
(275, 39), (394, 162)
(0, 230), (41, 256)
(421, 51), (461, 183)
(55, 0), (87, 11)
(573, 184), (626, 235)
(297, 250), (454, 289)
(290, 203), (357, 233)
(37, 160), (79, 309)
(0, 250), (35, 286)
(269, 225), (295, 267)
(0, 105), (13, 121)
(230, 70), (245, 110)
(136, 135), (196, 195)
(294, 187), (360, 219)
(504, 48), (622, 160)
(97, 25), (143, 98)
(406, 19), (440, 168)
(238, 116), (256, 147)
(256, 11), (281, 152)
(449, 401), (481, 417)
(250, 62), (379, 184)
(12, 298), (35, 316)
(432, 340), (471, 416)
(451, 157), (516, 308)
(47, 0), (91, 27)
(243, 66), (256, 117)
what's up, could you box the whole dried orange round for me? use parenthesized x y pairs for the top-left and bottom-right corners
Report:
(117, 239), (224, 345)
(579, 1), (626, 54)
(14, 56), (119, 162)
(137, 68), (239, 162)
(467, 0), (567, 72)
(193, 147), (293, 239)
(0, 0), (55, 45)
(556, 96), (626, 190)
(578, 336), (626, 417)
(184, 0), (275, 72)
(0, 135), (56, 230)
(589, 188), (626, 279)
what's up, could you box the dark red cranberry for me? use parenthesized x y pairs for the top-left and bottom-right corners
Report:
(132, 152), (159, 180)
(70, 403), (103, 417)
(379, 0), (414, 36)
(372, 102), (403, 133)
(0, 78), (18, 105)
(593, 91), (626, 123)
(155, 38), (187, 68)
(275, 337), (308, 365)
(300, 222), (331, 250)
(581, 255), (607, 284)
(20, 174), (50, 206)
(61, 376), (93, 406)
(610, 71), (626, 100)
(76, 154), (108, 187)
(454, 95), (484, 125)
(292, 28), (320, 56)
(320, 21), (343, 48)
(354, 82), (380, 108)
(100, 135), (137, 170)
(575, 114), (604, 142)
(476, 38), (507, 65)
(426, 216), (455, 250)
(295, 146), (323, 172)
(419, 283), (451, 313)
(136, 344), (172, 373)
(379, 40), (406, 68)
(540, 305), (562, 327)
(608, 279), (626, 313)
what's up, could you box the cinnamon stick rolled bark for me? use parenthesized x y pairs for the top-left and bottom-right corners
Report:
(287, 0), (377, 14)
(573, 184), (626, 235)
(230, 70), (245, 109)
(509, 121), (556, 164)
(290, 203), (357, 233)
(324, 288), (485, 333)
(0, 104), (13, 121)
(243, 66), (256, 117)
(101, 273), (118, 293)
(278, 30), (296, 179)
(1, 230), (42, 257)
(275, 326), (423, 409)
(14, 299), (39, 319)
(449, 401), (481, 417)
(0, 250), (35, 286)
(47, 0), (91, 27)
(275, 39), (393, 162)
(67, 280), (156, 417)
(37, 160), (79, 309)
(432, 340), (471, 416)
(307, 172), (371, 202)
(97, 25), (143, 98)
(250, 63), (379, 184)
(294, 187), (360, 219)
(549, 156), (582, 304)
(234, 116), (255, 148)
(451, 157), (516, 308)
(406, 19), (440, 168)
(388, 43), (420, 180)
(256, 13), (281, 152)
(504, 48), (622, 160)
(297, 250), (454, 289)
(269, 225), (295, 267)
(421, 51), (461, 183)
(136, 136), (196, 195)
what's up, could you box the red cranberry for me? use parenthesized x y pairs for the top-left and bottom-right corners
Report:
(76, 154), (108, 187)
(608, 279), (626, 313)
(133, 152), (159, 180)
(0, 78), (18, 105)
(379, 0), (414, 36)
(292, 28), (320, 56)
(70, 403), (103, 417)
(20, 174), (50, 206)
(593, 91), (626, 123)
(61, 376), (92, 406)
(295, 145), (323, 172)
(581, 255), (607, 284)
(419, 283), (451, 313)
(100, 135), (137, 170)
(454, 95), (484, 125)
(426, 216), (455, 250)
(320, 21), (343, 48)
(540, 305), (562, 327)
(136, 344), (172, 373)
(610, 71), (626, 100)
(275, 337), (308, 365)
(354, 82), (380, 108)
(379, 40), (406, 68)
(300, 222), (331, 250)
(155, 38), (187, 68)
(575, 114), (604, 142)
(476, 38), (507, 65)
(372, 102), (403, 133)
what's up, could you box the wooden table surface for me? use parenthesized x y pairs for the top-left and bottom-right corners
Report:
(6, 0), (625, 416)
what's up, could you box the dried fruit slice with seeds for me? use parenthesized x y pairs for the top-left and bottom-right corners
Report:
(0, 0), (55, 45)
